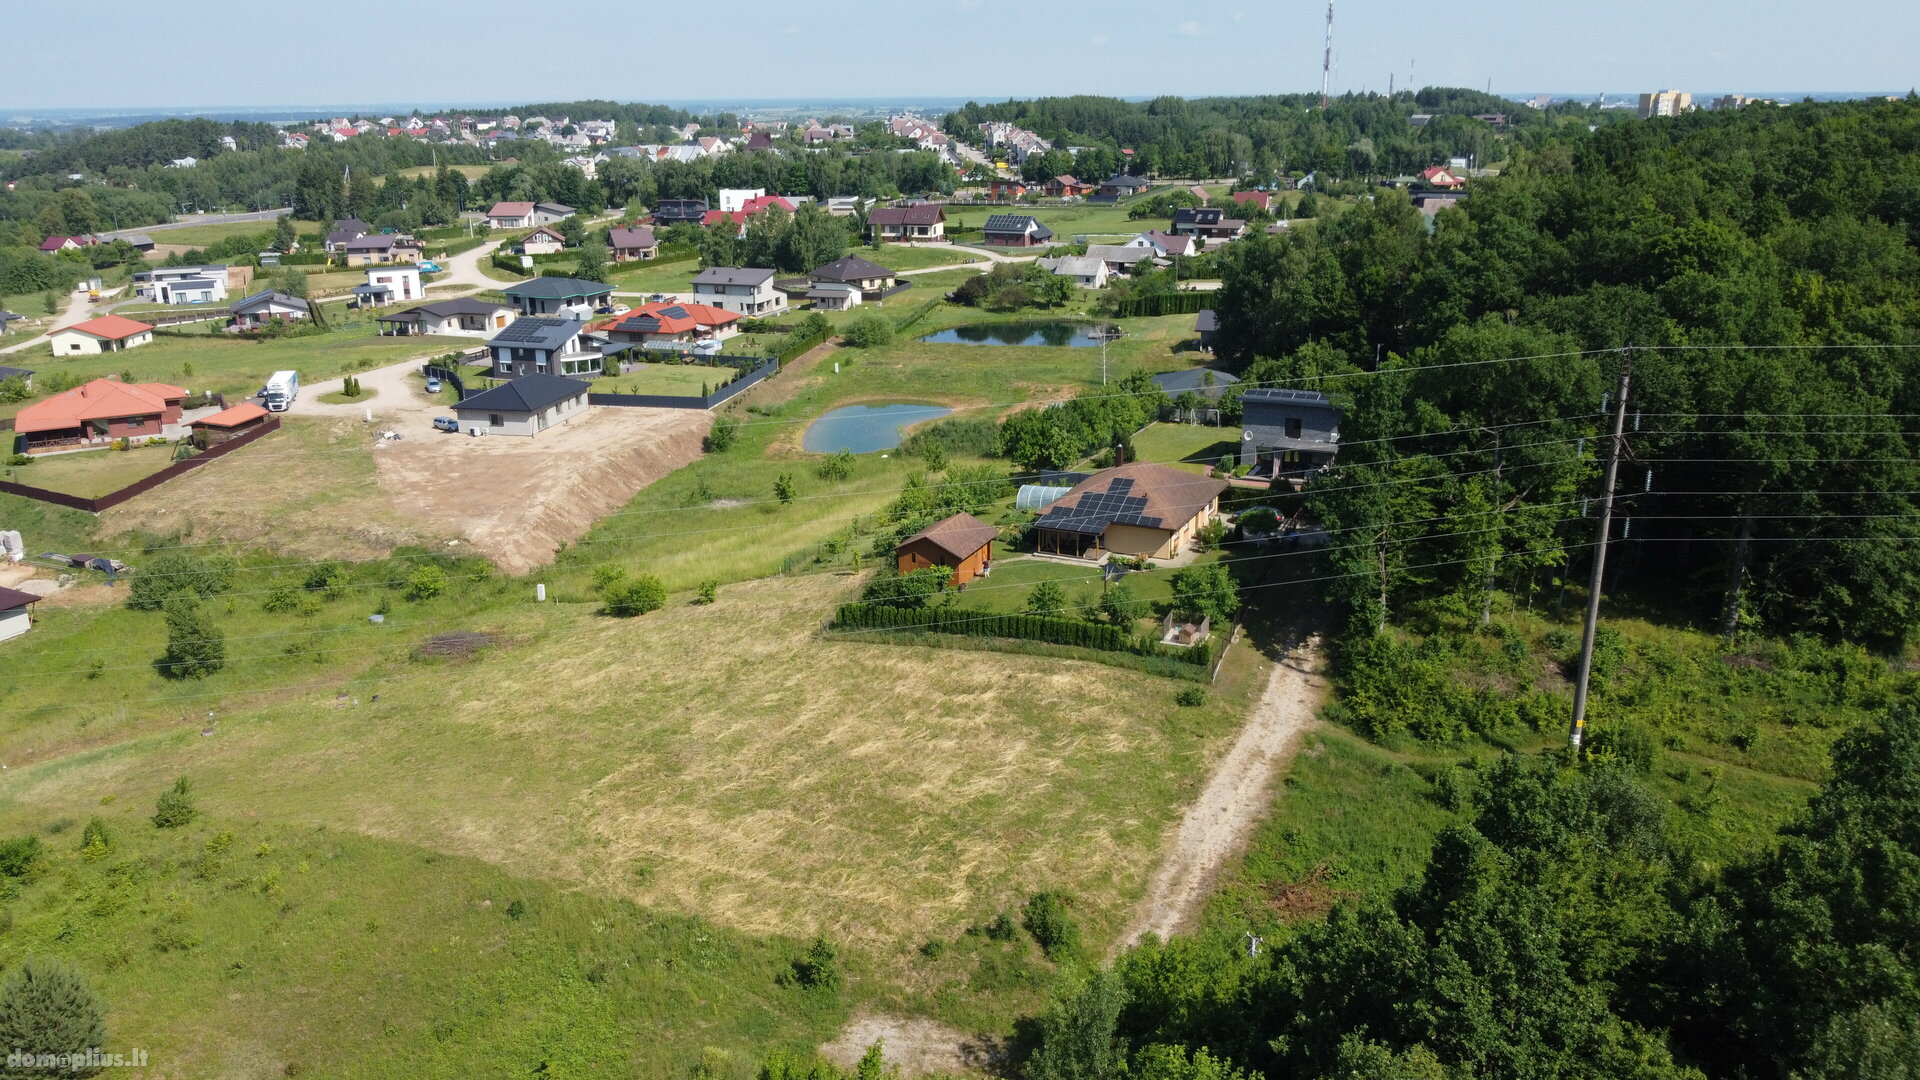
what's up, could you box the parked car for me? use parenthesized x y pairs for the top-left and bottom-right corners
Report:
(432, 417), (460, 433)
(424, 378), (442, 393)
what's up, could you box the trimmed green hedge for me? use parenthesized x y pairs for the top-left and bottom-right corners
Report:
(772, 324), (831, 367)
(834, 603), (1212, 666)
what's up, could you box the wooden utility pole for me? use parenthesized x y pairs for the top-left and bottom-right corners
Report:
(1570, 351), (1632, 749)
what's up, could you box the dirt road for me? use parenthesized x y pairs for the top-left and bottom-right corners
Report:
(374, 406), (710, 574)
(1117, 636), (1328, 947)
(0, 287), (116, 355)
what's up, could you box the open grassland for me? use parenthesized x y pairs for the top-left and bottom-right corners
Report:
(146, 218), (320, 248)
(864, 245), (986, 271)
(5, 443), (179, 498)
(0, 571), (1261, 1065)
(397, 164), (491, 180)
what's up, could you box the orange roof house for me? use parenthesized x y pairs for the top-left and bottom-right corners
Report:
(15, 378), (187, 451)
(63, 315), (154, 341)
(48, 315), (157, 356)
(591, 301), (741, 348)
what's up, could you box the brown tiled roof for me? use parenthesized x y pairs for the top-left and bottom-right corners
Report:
(1034, 463), (1227, 537)
(898, 512), (997, 562)
(869, 204), (945, 226)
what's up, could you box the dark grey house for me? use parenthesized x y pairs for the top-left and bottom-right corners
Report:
(452, 374), (591, 438)
(487, 317), (603, 378)
(502, 277), (613, 318)
(1238, 388), (1341, 477)
(1195, 308), (1218, 351)
(651, 198), (708, 225)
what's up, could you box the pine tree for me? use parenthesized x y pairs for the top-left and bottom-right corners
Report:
(0, 957), (108, 1071)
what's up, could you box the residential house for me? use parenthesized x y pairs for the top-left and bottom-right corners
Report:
(190, 401), (272, 448)
(518, 225), (568, 255)
(1099, 174), (1152, 199)
(452, 373), (591, 437)
(324, 217), (371, 253)
(351, 266), (423, 307)
(1045, 174), (1096, 198)
(14, 377), (186, 451)
(1030, 463), (1228, 560)
(718, 188), (766, 212)
(808, 255), (898, 301)
(1151, 366), (1238, 418)
(807, 282), (861, 311)
(130, 265), (232, 304)
(867, 203), (946, 242)
(487, 318), (604, 378)
(0, 362), (33, 386)
(38, 236), (94, 252)
(823, 196), (865, 217)
(701, 195), (797, 233)
(981, 214), (1053, 247)
(1238, 388), (1341, 477)
(1229, 190), (1272, 212)
(48, 316), (155, 356)
(1037, 255), (1108, 289)
(1194, 309), (1219, 352)
(502, 277), (612, 318)
(485, 201), (575, 229)
(895, 512), (997, 586)
(690, 267), (785, 316)
(590, 301), (739, 351)
(743, 131), (776, 152)
(227, 290), (311, 329)
(1171, 207), (1247, 241)
(608, 225), (658, 261)
(1128, 230), (1198, 259)
(339, 233), (422, 266)
(650, 198), (709, 226)
(120, 234), (155, 252)
(987, 178), (1029, 200)
(0, 586), (40, 644)
(375, 297), (513, 337)
(1083, 244), (1157, 275)
(1418, 166), (1467, 189)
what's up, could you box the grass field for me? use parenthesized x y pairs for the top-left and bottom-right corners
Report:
(147, 217), (320, 249)
(397, 164), (491, 180)
(596, 361), (731, 396)
(605, 259), (702, 295)
(5, 443), (179, 497)
(863, 245), (986, 271)
(1129, 421), (1240, 473)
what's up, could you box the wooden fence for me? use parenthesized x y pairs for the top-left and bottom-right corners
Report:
(0, 415), (281, 513)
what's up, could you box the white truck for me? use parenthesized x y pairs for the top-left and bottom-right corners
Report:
(261, 370), (299, 412)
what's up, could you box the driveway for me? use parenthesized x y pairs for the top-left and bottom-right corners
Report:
(0, 286), (125, 355)
(289, 347), (476, 420)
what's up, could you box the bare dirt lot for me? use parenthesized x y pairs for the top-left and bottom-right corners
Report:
(374, 406), (711, 573)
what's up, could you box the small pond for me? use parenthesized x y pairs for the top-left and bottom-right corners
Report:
(917, 321), (1110, 348)
(803, 402), (954, 454)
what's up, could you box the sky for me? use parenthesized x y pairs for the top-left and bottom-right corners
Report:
(3, 0), (1915, 110)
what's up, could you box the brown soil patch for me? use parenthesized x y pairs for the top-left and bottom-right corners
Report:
(822, 1013), (1007, 1078)
(413, 631), (500, 660)
(374, 406), (710, 574)
(1267, 862), (1354, 920)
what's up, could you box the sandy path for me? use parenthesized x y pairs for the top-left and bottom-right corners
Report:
(1116, 635), (1327, 947)
(821, 1014), (1006, 1077)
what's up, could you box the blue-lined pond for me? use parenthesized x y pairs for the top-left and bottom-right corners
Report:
(917, 321), (1106, 347)
(802, 403), (954, 453)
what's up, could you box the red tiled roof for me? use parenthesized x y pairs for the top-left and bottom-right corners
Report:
(15, 378), (186, 434)
(39, 236), (80, 251)
(590, 301), (738, 336)
(192, 401), (269, 428)
(1230, 190), (1271, 209)
(63, 315), (155, 341)
(488, 201), (536, 218)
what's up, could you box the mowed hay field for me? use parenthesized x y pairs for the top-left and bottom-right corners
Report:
(3, 573), (1252, 954)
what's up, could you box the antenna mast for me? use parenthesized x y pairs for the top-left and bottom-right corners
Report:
(1320, 2), (1335, 109)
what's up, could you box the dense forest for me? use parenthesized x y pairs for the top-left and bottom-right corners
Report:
(1199, 97), (1920, 647)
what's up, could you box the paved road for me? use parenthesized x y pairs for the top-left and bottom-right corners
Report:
(99, 209), (288, 240)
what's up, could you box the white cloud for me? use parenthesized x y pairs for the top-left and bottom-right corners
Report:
(1232, 10), (1245, 21)
(1175, 20), (1206, 36)
(1091, 32), (1110, 46)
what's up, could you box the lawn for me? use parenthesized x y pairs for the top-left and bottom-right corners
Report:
(5, 443), (180, 498)
(863, 245), (985, 271)
(318, 386), (378, 405)
(397, 164), (491, 180)
(149, 217), (320, 249)
(595, 361), (732, 397)
(605, 258), (702, 295)
(1129, 420), (1241, 473)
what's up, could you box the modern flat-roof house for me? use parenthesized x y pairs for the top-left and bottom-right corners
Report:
(1238, 388), (1341, 478)
(867, 203), (945, 242)
(14, 378), (187, 452)
(518, 225), (567, 255)
(608, 225), (658, 261)
(809, 255), (898, 301)
(1031, 462), (1228, 560)
(131, 265), (230, 304)
(339, 233), (423, 267)
(189, 401), (271, 447)
(452, 373), (591, 437)
(227, 290), (311, 330)
(981, 214), (1053, 247)
(376, 297), (512, 337)
(352, 265), (423, 307)
(650, 198), (709, 226)
(1171, 207), (1247, 241)
(896, 512), (997, 586)
(1038, 255), (1109, 289)
(691, 267), (785, 316)
(502, 277), (612, 318)
(486, 201), (575, 229)
(48, 315), (155, 356)
(0, 586), (40, 644)
(590, 301), (739, 351)
(487, 318), (604, 378)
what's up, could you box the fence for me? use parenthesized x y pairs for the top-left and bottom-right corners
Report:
(422, 363), (470, 402)
(146, 307), (232, 327)
(833, 601), (1213, 667)
(588, 357), (778, 411)
(0, 415), (281, 513)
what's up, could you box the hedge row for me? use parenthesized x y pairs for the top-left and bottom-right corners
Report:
(834, 603), (1211, 666)
(772, 323), (831, 366)
(1110, 291), (1211, 318)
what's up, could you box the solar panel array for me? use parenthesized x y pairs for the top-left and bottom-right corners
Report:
(490, 318), (575, 347)
(1037, 477), (1162, 535)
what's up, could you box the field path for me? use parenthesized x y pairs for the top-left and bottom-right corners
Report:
(1117, 635), (1327, 948)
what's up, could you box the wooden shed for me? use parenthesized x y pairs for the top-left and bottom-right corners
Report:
(896, 512), (997, 586)
(191, 401), (270, 448)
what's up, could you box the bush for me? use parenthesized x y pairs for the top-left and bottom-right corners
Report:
(161, 597), (225, 678)
(984, 912), (1018, 940)
(1175, 685), (1208, 707)
(695, 580), (718, 605)
(0, 957), (108, 1071)
(1026, 579), (1068, 617)
(304, 560), (348, 598)
(859, 567), (949, 608)
(0, 836), (42, 879)
(79, 818), (110, 862)
(816, 449), (856, 481)
(1196, 520), (1229, 551)
(403, 564), (448, 602)
(773, 472), (797, 504)
(1022, 891), (1081, 960)
(704, 416), (740, 452)
(591, 564), (627, 593)
(260, 584), (301, 614)
(152, 776), (198, 829)
(604, 574), (666, 617)
(841, 313), (896, 348)
(127, 550), (238, 611)
(786, 937), (840, 991)
(1239, 507), (1281, 534)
